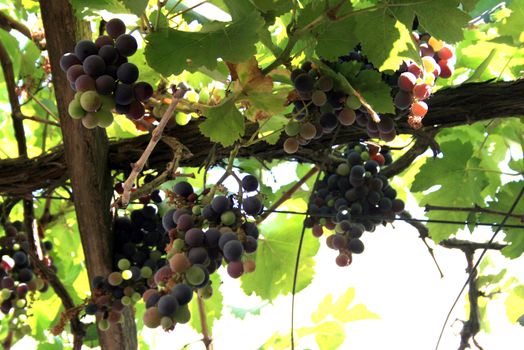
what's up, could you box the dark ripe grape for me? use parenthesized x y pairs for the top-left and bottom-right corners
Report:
(301, 61), (312, 71)
(367, 119), (378, 133)
(298, 90), (312, 100)
(379, 129), (397, 142)
(126, 100), (145, 120)
(332, 234), (347, 249)
(158, 295), (179, 317)
(413, 83), (431, 100)
(299, 122), (317, 140)
(241, 174), (259, 192)
(143, 307), (162, 328)
(134, 82), (154, 101)
(369, 177), (383, 191)
(218, 232), (237, 250)
(74, 40), (98, 61)
(283, 137), (299, 154)
(312, 224), (323, 237)
(91, 275), (105, 289)
(311, 90), (327, 106)
(364, 160), (379, 175)
(319, 112), (338, 131)
(315, 75), (334, 92)
(334, 197), (348, 210)
(151, 190), (163, 203)
(171, 283), (193, 305)
(348, 238), (365, 254)
(115, 103), (130, 114)
(378, 116), (395, 133)
(350, 202), (362, 215)
(439, 60), (453, 78)
(349, 224), (364, 238)
(99, 45), (118, 65)
(18, 268), (33, 282)
(367, 191), (381, 205)
(350, 165), (365, 178)
(204, 228), (221, 248)
(338, 108), (356, 126)
(397, 72), (417, 92)
(243, 196), (263, 216)
(202, 205), (218, 222)
(13, 251), (28, 267)
(176, 214), (193, 232)
(223, 240), (244, 261)
(162, 209), (176, 231)
(67, 64), (84, 83)
(173, 181), (193, 198)
(293, 73), (315, 92)
(367, 128), (380, 139)
(394, 91), (412, 110)
(244, 236), (258, 253)
(383, 185), (397, 199)
(106, 18), (126, 39)
(95, 35), (114, 48)
(391, 199), (405, 213)
(355, 111), (369, 127)
(185, 228), (204, 247)
(60, 53), (81, 72)
(211, 196), (229, 214)
(290, 68), (305, 82)
(105, 65), (118, 78)
(336, 253), (351, 267)
(43, 241), (53, 251)
(84, 55), (106, 78)
(115, 54), (128, 66)
(115, 83), (134, 105)
(85, 303), (98, 315)
(383, 152), (393, 165)
(95, 75), (115, 95)
(227, 261), (244, 278)
(117, 62), (139, 84)
(1, 301), (12, 314)
(411, 101), (428, 117)
(145, 290), (161, 308)
(378, 197), (392, 212)
(115, 34), (138, 57)
(347, 151), (362, 166)
(1, 277), (14, 289)
(243, 222), (259, 239)
(419, 43), (434, 57)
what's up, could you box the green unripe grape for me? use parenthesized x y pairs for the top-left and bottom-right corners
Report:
(74, 91), (83, 101)
(185, 265), (205, 286)
(95, 108), (114, 128)
(175, 112), (191, 126)
(161, 316), (174, 330)
(36, 279), (45, 290)
(122, 270), (133, 280)
(1, 289), (11, 300)
(192, 205), (201, 215)
(364, 171), (372, 178)
(118, 258), (131, 271)
(98, 319), (110, 331)
(361, 151), (370, 161)
(99, 94), (116, 110)
(319, 218), (326, 225)
(220, 210), (236, 226)
(335, 223), (344, 233)
(199, 284), (213, 299)
(173, 304), (191, 324)
(172, 239), (185, 253)
(327, 198), (335, 207)
(68, 99), (86, 119)
(354, 145), (363, 153)
(132, 292), (141, 302)
(80, 91), (102, 112)
(346, 95), (361, 110)
(13, 243), (20, 250)
(121, 296), (132, 306)
(20, 325), (31, 335)
(150, 250), (162, 261)
(285, 120), (300, 136)
(108, 272), (123, 286)
(82, 113), (99, 129)
(140, 266), (153, 278)
(16, 299), (26, 308)
(336, 163), (350, 176)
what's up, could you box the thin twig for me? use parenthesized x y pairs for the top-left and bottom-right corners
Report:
(25, 89), (60, 121)
(426, 204), (524, 221)
(197, 295), (213, 350)
(0, 11), (32, 40)
(119, 86), (188, 207)
(19, 114), (60, 127)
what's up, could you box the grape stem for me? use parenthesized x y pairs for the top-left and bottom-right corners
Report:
(197, 294), (213, 350)
(118, 85), (188, 208)
(425, 204), (524, 221)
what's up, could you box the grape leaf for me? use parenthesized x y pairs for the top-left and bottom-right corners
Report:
(199, 97), (245, 147)
(498, 1), (524, 42)
(391, 0), (470, 43)
(190, 273), (223, 333)
(250, 0), (293, 16)
(240, 212), (320, 300)
(145, 1), (263, 75)
(122, 0), (148, 16)
(505, 285), (524, 323)
(70, 0), (128, 15)
(351, 70), (395, 114)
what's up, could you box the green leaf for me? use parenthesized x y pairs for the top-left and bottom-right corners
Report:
(505, 285), (524, 323)
(240, 212), (320, 300)
(190, 274), (223, 333)
(300, 321), (345, 349)
(351, 70), (395, 114)
(70, 0), (128, 15)
(498, 1), (524, 42)
(0, 29), (21, 77)
(145, 1), (264, 75)
(228, 302), (267, 320)
(391, 0), (470, 43)
(250, 0), (293, 16)
(257, 115), (287, 145)
(122, 0), (148, 16)
(199, 97), (245, 147)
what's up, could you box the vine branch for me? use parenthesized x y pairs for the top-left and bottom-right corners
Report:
(0, 11), (32, 40)
(426, 204), (524, 221)
(197, 295), (213, 350)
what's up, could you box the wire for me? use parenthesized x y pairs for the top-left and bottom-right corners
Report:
(434, 185), (524, 350)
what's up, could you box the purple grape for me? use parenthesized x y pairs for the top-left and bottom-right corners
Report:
(134, 82), (154, 101)
(117, 62), (139, 84)
(99, 45), (118, 65)
(115, 34), (137, 57)
(95, 75), (116, 95)
(106, 18), (126, 39)
(60, 53), (81, 72)
(74, 40), (98, 61)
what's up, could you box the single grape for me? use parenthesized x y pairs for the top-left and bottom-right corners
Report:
(419, 43), (434, 57)
(134, 82), (154, 101)
(315, 75), (333, 92)
(74, 40), (98, 61)
(293, 73), (315, 92)
(336, 253), (351, 267)
(117, 62), (139, 84)
(173, 304), (191, 324)
(411, 101), (428, 117)
(394, 91), (412, 110)
(107, 272), (123, 286)
(106, 18), (127, 39)
(285, 120), (300, 136)
(379, 129), (397, 142)
(115, 83), (134, 105)
(227, 261), (244, 278)
(428, 37), (444, 51)
(337, 108), (356, 126)
(348, 238), (364, 254)
(68, 99), (86, 119)
(438, 60), (453, 78)
(311, 90), (327, 106)
(95, 108), (114, 128)
(283, 137), (299, 154)
(243, 196), (262, 216)
(319, 112), (338, 131)
(397, 72), (417, 92)
(211, 195), (229, 214)
(115, 34), (138, 57)
(377, 115), (395, 133)
(95, 75), (116, 95)
(60, 53), (81, 72)
(169, 253), (191, 273)
(290, 68), (305, 82)
(83, 55), (106, 77)
(185, 228), (204, 247)
(244, 260), (256, 273)
(241, 175), (259, 192)
(143, 307), (161, 328)
(158, 295), (178, 317)
(125, 100), (145, 120)
(223, 240), (244, 261)
(95, 35), (114, 48)
(407, 62), (423, 78)
(98, 45), (118, 65)
(243, 222), (259, 239)
(174, 181), (194, 197)
(299, 122), (317, 140)
(346, 95), (361, 110)
(80, 91), (101, 112)
(438, 45), (453, 60)
(75, 75), (96, 92)
(185, 265), (205, 286)
(218, 232), (237, 251)
(221, 210), (236, 225)
(413, 83), (431, 100)
(171, 283), (193, 305)
(66, 65), (84, 83)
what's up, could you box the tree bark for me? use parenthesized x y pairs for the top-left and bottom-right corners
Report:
(38, 1), (137, 349)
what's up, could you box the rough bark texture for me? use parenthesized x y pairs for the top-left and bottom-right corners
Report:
(38, 1), (137, 349)
(0, 79), (522, 196)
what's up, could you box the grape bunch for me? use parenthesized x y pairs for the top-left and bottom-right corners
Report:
(141, 177), (262, 330)
(394, 33), (456, 129)
(60, 18), (154, 129)
(284, 61), (397, 154)
(0, 222), (55, 339)
(305, 143), (404, 266)
(86, 205), (169, 331)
